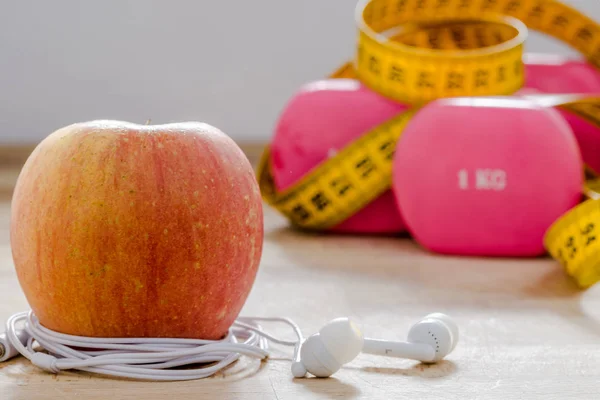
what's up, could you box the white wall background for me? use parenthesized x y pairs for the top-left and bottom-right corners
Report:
(0, 0), (598, 144)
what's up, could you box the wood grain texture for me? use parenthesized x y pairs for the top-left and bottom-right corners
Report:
(2, 160), (600, 399)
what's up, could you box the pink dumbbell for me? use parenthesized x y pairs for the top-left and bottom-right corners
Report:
(392, 96), (583, 256)
(269, 78), (409, 234)
(521, 53), (600, 95)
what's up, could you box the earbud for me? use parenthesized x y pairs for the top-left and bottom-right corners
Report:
(294, 313), (458, 378)
(362, 313), (458, 363)
(292, 317), (364, 378)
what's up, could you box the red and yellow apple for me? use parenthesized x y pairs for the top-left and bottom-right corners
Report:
(10, 120), (263, 339)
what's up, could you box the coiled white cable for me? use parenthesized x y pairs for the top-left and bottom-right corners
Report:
(2, 311), (304, 381)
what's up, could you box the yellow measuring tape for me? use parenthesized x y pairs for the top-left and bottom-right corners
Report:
(258, 109), (417, 230)
(541, 94), (600, 288)
(258, 0), (600, 286)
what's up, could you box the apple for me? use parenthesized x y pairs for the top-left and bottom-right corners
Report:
(10, 120), (263, 339)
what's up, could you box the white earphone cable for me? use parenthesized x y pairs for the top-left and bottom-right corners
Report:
(5, 311), (304, 381)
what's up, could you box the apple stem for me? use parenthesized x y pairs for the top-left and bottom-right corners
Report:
(145, 119), (152, 125)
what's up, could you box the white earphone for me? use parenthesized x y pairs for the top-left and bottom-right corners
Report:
(291, 312), (459, 378)
(0, 311), (458, 380)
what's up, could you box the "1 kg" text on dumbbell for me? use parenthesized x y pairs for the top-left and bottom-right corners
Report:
(457, 169), (507, 191)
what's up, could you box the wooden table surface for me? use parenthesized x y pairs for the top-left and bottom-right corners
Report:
(1, 162), (600, 400)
